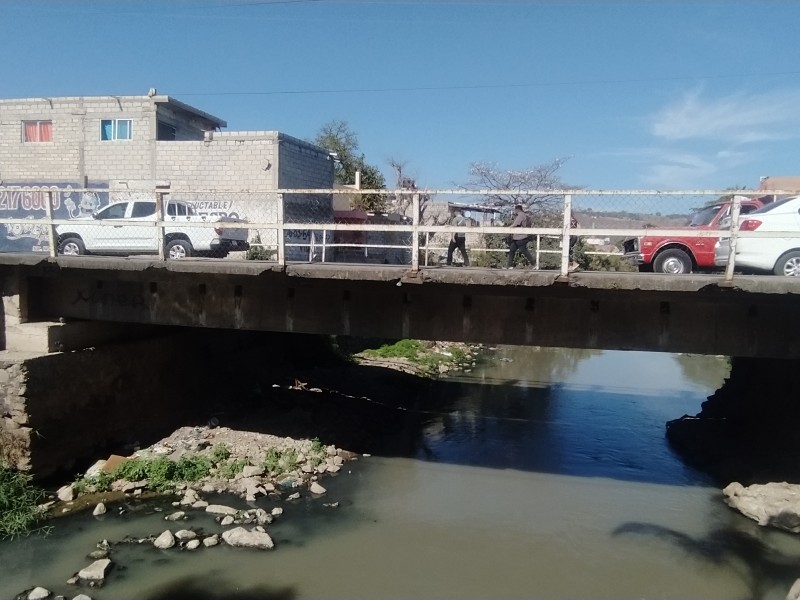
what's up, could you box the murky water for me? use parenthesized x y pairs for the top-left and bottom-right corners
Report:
(4, 347), (800, 600)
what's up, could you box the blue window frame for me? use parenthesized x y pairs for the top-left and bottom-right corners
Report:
(101, 119), (132, 141)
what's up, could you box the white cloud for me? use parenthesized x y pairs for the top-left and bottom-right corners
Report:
(651, 89), (800, 144)
(640, 152), (717, 188)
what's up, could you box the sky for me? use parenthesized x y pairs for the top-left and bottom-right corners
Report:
(2, 0), (800, 193)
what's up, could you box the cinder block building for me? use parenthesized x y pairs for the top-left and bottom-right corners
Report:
(0, 92), (334, 256)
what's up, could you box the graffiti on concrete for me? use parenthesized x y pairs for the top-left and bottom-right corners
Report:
(70, 288), (146, 310)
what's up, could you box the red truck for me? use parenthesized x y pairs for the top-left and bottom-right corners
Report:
(623, 196), (767, 274)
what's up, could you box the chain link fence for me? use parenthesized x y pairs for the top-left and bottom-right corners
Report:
(1, 185), (799, 279)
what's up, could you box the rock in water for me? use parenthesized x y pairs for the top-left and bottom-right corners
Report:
(78, 558), (112, 582)
(222, 527), (274, 550)
(153, 530), (176, 549)
(723, 481), (800, 532)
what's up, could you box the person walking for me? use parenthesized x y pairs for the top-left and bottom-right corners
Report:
(446, 207), (470, 266)
(506, 204), (535, 268)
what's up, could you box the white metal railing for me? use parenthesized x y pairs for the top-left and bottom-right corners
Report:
(0, 186), (798, 281)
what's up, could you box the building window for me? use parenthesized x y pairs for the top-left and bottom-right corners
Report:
(157, 121), (177, 141)
(22, 120), (53, 142)
(101, 119), (132, 141)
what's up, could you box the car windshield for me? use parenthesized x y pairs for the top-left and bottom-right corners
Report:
(688, 204), (723, 227)
(749, 196), (799, 215)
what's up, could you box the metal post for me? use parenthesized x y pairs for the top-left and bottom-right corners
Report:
(560, 194), (573, 275)
(321, 228), (327, 263)
(424, 232), (430, 266)
(155, 191), (166, 261)
(277, 193), (285, 267)
(309, 232), (315, 263)
(724, 195), (743, 282)
(411, 193), (420, 271)
(45, 190), (57, 258)
(535, 234), (541, 270)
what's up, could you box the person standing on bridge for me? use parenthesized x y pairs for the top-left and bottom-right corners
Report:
(506, 204), (535, 268)
(446, 207), (470, 267)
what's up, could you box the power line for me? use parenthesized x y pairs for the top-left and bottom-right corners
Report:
(173, 70), (800, 97)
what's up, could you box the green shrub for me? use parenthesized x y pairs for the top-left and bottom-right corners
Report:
(211, 444), (231, 463)
(0, 467), (44, 539)
(113, 459), (150, 482)
(281, 449), (299, 472)
(262, 448), (282, 474)
(261, 448), (300, 475)
(246, 234), (274, 261)
(363, 339), (425, 360)
(217, 458), (247, 479)
(173, 456), (212, 482)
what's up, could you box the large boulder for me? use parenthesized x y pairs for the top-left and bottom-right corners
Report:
(723, 482), (800, 532)
(222, 527), (274, 550)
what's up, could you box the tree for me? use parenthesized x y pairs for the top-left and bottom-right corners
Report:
(463, 157), (573, 225)
(386, 158), (437, 223)
(463, 158), (576, 268)
(313, 120), (386, 212)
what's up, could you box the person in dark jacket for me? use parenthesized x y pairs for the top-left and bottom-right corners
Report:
(506, 204), (535, 268)
(446, 207), (470, 266)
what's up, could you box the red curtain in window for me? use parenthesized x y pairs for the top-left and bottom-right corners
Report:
(39, 121), (52, 142)
(24, 121), (52, 142)
(24, 122), (38, 142)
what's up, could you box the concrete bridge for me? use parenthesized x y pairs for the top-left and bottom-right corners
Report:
(2, 254), (799, 359)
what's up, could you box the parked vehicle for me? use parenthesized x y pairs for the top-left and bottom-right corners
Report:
(714, 196), (800, 276)
(56, 199), (249, 259)
(622, 196), (766, 274)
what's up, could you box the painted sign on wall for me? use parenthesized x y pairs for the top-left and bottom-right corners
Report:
(0, 183), (108, 252)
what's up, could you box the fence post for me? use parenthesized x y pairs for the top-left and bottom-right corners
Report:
(724, 195), (743, 282)
(560, 194), (573, 275)
(411, 193), (420, 271)
(535, 234), (541, 270)
(155, 191), (166, 261)
(45, 191), (57, 258)
(424, 232), (430, 266)
(321, 229), (327, 263)
(276, 193), (286, 267)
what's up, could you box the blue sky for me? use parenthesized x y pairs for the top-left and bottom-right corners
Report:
(2, 0), (800, 191)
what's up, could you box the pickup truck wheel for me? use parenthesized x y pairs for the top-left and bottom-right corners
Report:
(59, 237), (85, 256)
(166, 239), (193, 259)
(774, 251), (800, 276)
(653, 249), (692, 274)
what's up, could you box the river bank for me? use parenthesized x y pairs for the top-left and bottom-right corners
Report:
(9, 336), (486, 598)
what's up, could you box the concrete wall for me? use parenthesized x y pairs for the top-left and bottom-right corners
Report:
(0, 329), (245, 479)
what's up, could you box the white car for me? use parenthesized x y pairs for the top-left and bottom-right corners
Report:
(714, 196), (800, 275)
(56, 199), (249, 259)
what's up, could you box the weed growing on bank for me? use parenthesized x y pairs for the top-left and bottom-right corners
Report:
(0, 466), (45, 539)
(74, 455), (215, 494)
(358, 339), (477, 376)
(71, 439), (332, 495)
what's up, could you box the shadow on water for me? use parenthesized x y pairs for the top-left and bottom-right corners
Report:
(198, 335), (718, 487)
(143, 577), (295, 600)
(613, 521), (800, 600)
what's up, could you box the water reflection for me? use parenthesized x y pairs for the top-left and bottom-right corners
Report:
(413, 347), (729, 485)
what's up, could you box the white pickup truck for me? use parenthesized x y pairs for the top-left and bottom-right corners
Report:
(56, 198), (249, 259)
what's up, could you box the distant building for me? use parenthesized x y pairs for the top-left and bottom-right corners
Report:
(0, 92), (334, 257)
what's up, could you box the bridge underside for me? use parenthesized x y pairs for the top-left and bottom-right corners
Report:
(5, 257), (799, 358)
